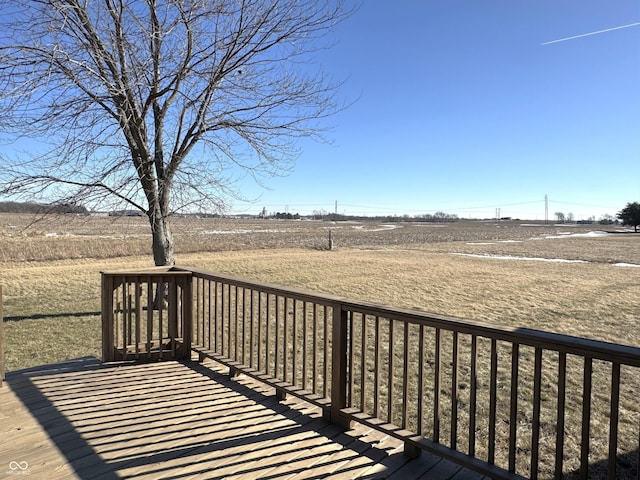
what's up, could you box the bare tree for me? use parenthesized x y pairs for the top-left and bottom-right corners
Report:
(0, 0), (351, 265)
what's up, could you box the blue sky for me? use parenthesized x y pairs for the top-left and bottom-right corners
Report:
(232, 1), (640, 220)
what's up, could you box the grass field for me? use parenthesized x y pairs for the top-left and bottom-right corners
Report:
(1, 213), (639, 477)
(1, 213), (638, 372)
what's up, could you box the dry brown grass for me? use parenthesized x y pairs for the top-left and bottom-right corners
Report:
(1, 214), (638, 477)
(1, 215), (638, 369)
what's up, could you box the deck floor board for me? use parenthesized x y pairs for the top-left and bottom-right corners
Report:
(0, 357), (488, 479)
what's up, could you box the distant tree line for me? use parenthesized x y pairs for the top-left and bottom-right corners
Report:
(272, 212), (301, 220)
(553, 211), (621, 225)
(307, 211), (459, 223)
(0, 201), (88, 214)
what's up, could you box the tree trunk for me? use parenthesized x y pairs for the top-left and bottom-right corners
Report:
(149, 209), (174, 310)
(149, 210), (175, 267)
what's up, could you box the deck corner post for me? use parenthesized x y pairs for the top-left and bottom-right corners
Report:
(101, 273), (115, 362)
(330, 301), (353, 430)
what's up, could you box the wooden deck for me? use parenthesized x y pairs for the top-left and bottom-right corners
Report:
(0, 357), (488, 479)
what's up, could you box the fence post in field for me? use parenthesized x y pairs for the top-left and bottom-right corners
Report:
(330, 301), (352, 429)
(101, 273), (115, 362)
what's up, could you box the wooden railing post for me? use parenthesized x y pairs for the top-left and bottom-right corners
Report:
(101, 273), (115, 362)
(330, 301), (352, 429)
(181, 274), (193, 359)
(1, 285), (4, 387)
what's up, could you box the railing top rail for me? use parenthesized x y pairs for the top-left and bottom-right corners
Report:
(178, 266), (346, 306)
(101, 266), (190, 276)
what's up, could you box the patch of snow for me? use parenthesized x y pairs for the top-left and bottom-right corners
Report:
(466, 242), (496, 245)
(613, 263), (640, 268)
(452, 253), (588, 263)
(497, 240), (523, 243)
(202, 229), (288, 235)
(351, 224), (400, 232)
(545, 231), (608, 239)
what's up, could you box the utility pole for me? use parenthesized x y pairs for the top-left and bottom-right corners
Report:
(545, 195), (548, 224)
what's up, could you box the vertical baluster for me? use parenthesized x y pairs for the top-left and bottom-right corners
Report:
(275, 295), (280, 377)
(213, 281), (218, 352)
(303, 301), (309, 390)
(234, 285), (239, 361)
(158, 282), (164, 360)
(348, 311), (354, 407)
(554, 352), (567, 479)
(402, 321), (410, 429)
(531, 347), (543, 480)
(451, 331), (459, 449)
(123, 281), (129, 355)
(284, 298), (298, 385)
(323, 305), (329, 398)
(361, 312), (368, 412)
(417, 324), (425, 436)
(257, 291), (262, 372)
(374, 315), (380, 419)
(606, 363), (620, 480)
(265, 293), (270, 375)
(134, 281), (141, 359)
(220, 283), (229, 356)
(469, 335), (477, 457)
(249, 289), (255, 368)
(146, 281), (153, 359)
(195, 277), (201, 347)
(580, 357), (593, 480)
(434, 327), (442, 443)
(509, 343), (520, 473)
(242, 287), (247, 364)
(207, 280), (212, 351)
(313, 303), (319, 395)
(169, 277), (177, 358)
(488, 338), (498, 464)
(387, 318), (395, 424)
(283, 297), (289, 382)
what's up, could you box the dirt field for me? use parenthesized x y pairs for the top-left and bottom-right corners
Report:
(1, 212), (638, 263)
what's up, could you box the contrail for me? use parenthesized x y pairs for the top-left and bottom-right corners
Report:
(541, 21), (640, 45)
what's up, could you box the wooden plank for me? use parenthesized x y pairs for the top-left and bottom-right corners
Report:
(3, 357), (515, 480)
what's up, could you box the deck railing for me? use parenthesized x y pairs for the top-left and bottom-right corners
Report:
(101, 268), (192, 362)
(101, 267), (640, 479)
